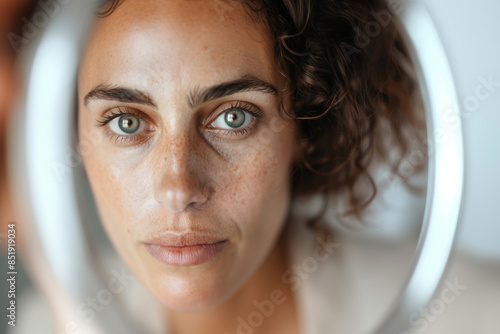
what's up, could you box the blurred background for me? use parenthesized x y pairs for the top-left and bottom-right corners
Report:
(0, 0), (499, 333)
(0, 1), (40, 332)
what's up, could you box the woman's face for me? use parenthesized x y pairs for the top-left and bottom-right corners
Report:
(78, 0), (300, 312)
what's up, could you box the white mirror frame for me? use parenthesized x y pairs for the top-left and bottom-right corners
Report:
(374, 1), (464, 332)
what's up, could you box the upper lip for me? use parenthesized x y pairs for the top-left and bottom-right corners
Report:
(143, 231), (228, 247)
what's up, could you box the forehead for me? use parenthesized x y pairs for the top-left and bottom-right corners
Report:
(79, 0), (279, 95)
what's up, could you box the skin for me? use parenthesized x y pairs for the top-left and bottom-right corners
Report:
(78, 0), (303, 332)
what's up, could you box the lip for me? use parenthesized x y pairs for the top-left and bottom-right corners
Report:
(145, 241), (228, 266)
(143, 232), (229, 266)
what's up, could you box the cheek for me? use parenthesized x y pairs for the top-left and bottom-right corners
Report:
(85, 158), (152, 228)
(216, 125), (296, 236)
(78, 116), (150, 240)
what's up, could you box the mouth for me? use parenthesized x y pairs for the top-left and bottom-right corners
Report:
(143, 232), (229, 266)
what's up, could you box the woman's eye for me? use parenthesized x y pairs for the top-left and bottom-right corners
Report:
(211, 109), (253, 130)
(108, 114), (148, 135)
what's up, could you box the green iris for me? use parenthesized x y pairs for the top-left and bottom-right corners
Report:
(118, 115), (140, 134)
(225, 110), (245, 128)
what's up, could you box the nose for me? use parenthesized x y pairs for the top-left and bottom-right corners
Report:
(154, 136), (209, 212)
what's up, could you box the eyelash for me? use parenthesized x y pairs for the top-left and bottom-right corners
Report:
(96, 102), (264, 145)
(96, 107), (140, 126)
(96, 107), (154, 145)
(209, 101), (264, 139)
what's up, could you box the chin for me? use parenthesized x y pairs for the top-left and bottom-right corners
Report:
(150, 271), (233, 313)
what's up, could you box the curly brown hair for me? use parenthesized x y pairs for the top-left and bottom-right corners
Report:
(96, 0), (426, 236)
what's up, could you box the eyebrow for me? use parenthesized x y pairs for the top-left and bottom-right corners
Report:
(187, 75), (278, 109)
(84, 84), (157, 108)
(83, 75), (278, 109)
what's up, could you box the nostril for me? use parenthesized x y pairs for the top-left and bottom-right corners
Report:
(154, 179), (211, 212)
(188, 184), (211, 210)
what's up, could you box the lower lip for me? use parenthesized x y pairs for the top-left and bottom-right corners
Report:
(145, 241), (228, 266)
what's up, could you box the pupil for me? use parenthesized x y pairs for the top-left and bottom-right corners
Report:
(225, 110), (245, 128)
(119, 115), (139, 134)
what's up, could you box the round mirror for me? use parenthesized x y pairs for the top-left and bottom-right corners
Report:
(6, 0), (464, 333)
